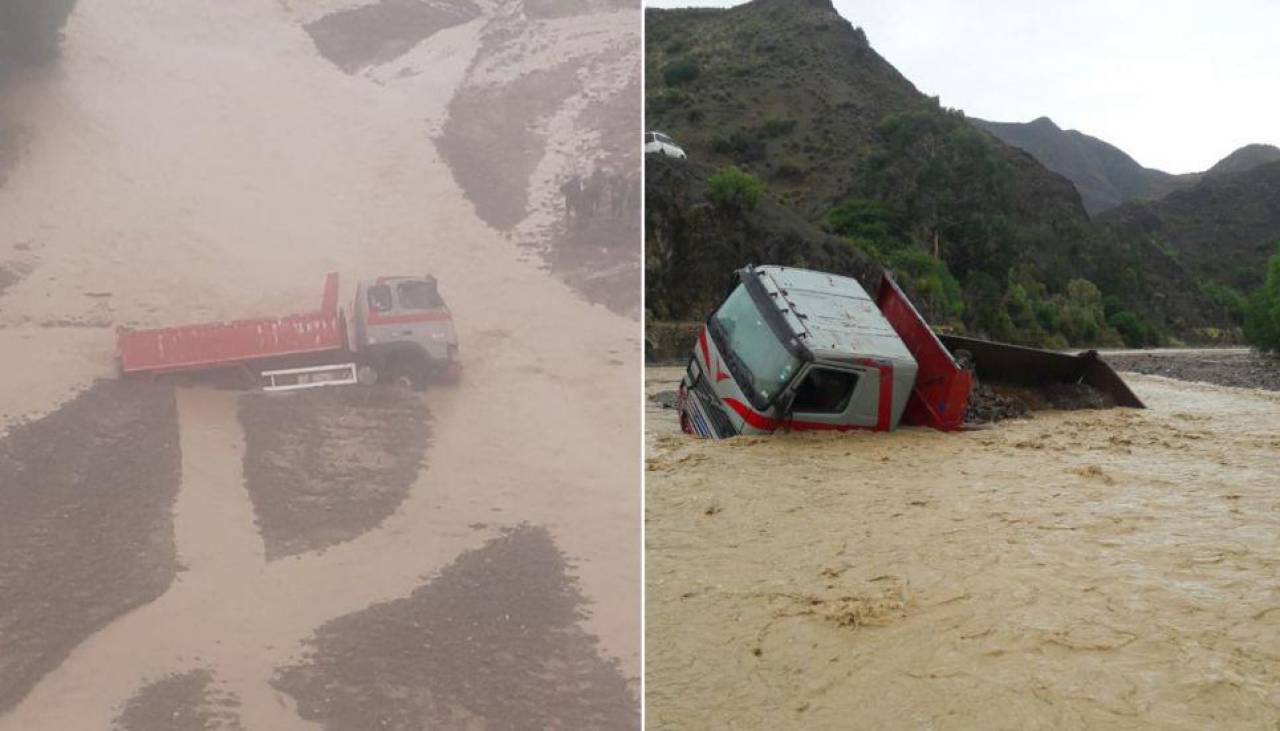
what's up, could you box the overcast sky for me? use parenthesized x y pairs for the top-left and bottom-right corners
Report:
(644, 0), (1280, 173)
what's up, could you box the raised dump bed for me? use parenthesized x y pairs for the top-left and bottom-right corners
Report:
(116, 273), (347, 376)
(874, 272), (973, 431)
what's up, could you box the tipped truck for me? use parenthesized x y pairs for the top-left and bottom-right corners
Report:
(678, 265), (1141, 438)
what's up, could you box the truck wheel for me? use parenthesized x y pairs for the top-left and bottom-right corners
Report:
(381, 355), (427, 392)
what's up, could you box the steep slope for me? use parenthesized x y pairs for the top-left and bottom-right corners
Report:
(1098, 160), (1280, 295)
(974, 117), (1280, 216)
(645, 0), (1200, 343)
(645, 153), (879, 321)
(971, 116), (1173, 215)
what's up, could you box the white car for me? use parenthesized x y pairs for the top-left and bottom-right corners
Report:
(644, 131), (687, 159)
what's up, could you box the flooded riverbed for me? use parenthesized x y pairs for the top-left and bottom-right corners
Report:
(647, 366), (1280, 729)
(0, 0), (639, 726)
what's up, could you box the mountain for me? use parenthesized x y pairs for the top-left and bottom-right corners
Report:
(974, 118), (1280, 216)
(1098, 160), (1280, 296)
(1207, 143), (1280, 177)
(645, 0), (1197, 346)
(970, 117), (1173, 216)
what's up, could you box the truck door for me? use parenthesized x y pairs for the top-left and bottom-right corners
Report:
(786, 364), (882, 430)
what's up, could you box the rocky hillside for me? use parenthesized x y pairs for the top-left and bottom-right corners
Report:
(1098, 160), (1280, 296)
(974, 118), (1280, 216)
(645, 153), (879, 322)
(645, 0), (1216, 345)
(970, 117), (1173, 215)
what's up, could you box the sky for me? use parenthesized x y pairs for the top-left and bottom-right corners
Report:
(644, 0), (1280, 174)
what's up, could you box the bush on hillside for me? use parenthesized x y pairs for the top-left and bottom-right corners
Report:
(706, 166), (764, 210)
(662, 58), (700, 87)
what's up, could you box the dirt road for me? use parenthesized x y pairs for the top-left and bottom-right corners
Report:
(0, 0), (639, 727)
(647, 365), (1280, 729)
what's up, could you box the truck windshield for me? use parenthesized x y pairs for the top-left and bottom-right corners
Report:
(709, 284), (801, 408)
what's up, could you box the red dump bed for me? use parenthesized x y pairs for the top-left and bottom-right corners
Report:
(874, 273), (972, 431)
(117, 273), (346, 375)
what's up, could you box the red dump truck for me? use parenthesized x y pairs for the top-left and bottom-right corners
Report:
(678, 265), (1142, 438)
(116, 273), (460, 391)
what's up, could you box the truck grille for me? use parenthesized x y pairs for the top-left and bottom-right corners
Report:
(691, 372), (736, 438)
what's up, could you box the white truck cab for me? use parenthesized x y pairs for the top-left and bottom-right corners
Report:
(679, 266), (919, 437)
(644, 131), (687, 159)
(353, 275), (460, 390)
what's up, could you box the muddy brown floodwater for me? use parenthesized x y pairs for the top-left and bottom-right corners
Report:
(0, 0), (640, 726)
(646, 366), (1280, 729)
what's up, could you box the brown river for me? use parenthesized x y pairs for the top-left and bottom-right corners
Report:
(647, 365), (1280, 729)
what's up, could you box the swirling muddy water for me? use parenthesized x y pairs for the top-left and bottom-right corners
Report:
(0, 0), (639, 726)
(647, 366), (1280, 729)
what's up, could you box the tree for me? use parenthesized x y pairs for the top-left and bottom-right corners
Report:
(706, 166), (764, 211)
(1243, 245), (1280, 353)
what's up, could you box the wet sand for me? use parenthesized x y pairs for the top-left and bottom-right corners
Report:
(0, 0), (640, 726)
(1106, 348), (1280, 392)
(238, 387), (431, 561)
(277, 525), (639, 729)
(114, 669), (244, 731)
(646, 366), (1280, 728)
(0, 380), (180, 715)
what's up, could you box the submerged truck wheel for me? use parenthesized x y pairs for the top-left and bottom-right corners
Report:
(380, 353), (428, 392)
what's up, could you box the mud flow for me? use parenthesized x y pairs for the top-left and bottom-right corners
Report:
(646, 364), (1280, 728)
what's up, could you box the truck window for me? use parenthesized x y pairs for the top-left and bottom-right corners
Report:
(368, 284), (393, 313)
(792, 368), (858, 413)
(396, 280), (442, 310)
(710, 285), (800, 407)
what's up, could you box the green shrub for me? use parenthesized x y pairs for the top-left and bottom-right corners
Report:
(826, 199), (908, 252)
(662, 58), (700, 86)
(1243, 246), (1280, 353)
(1108, 310), (1160, 348)
(1199, 280), (1247, 325)
(706, 166), (765, 210)
(884, 248), (964, 321)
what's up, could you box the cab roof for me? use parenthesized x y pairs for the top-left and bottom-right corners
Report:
(752, 265), (915, 367)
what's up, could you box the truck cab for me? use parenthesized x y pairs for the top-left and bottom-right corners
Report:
(678, 265), (919, 438)
(353, 275), (460, 390)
